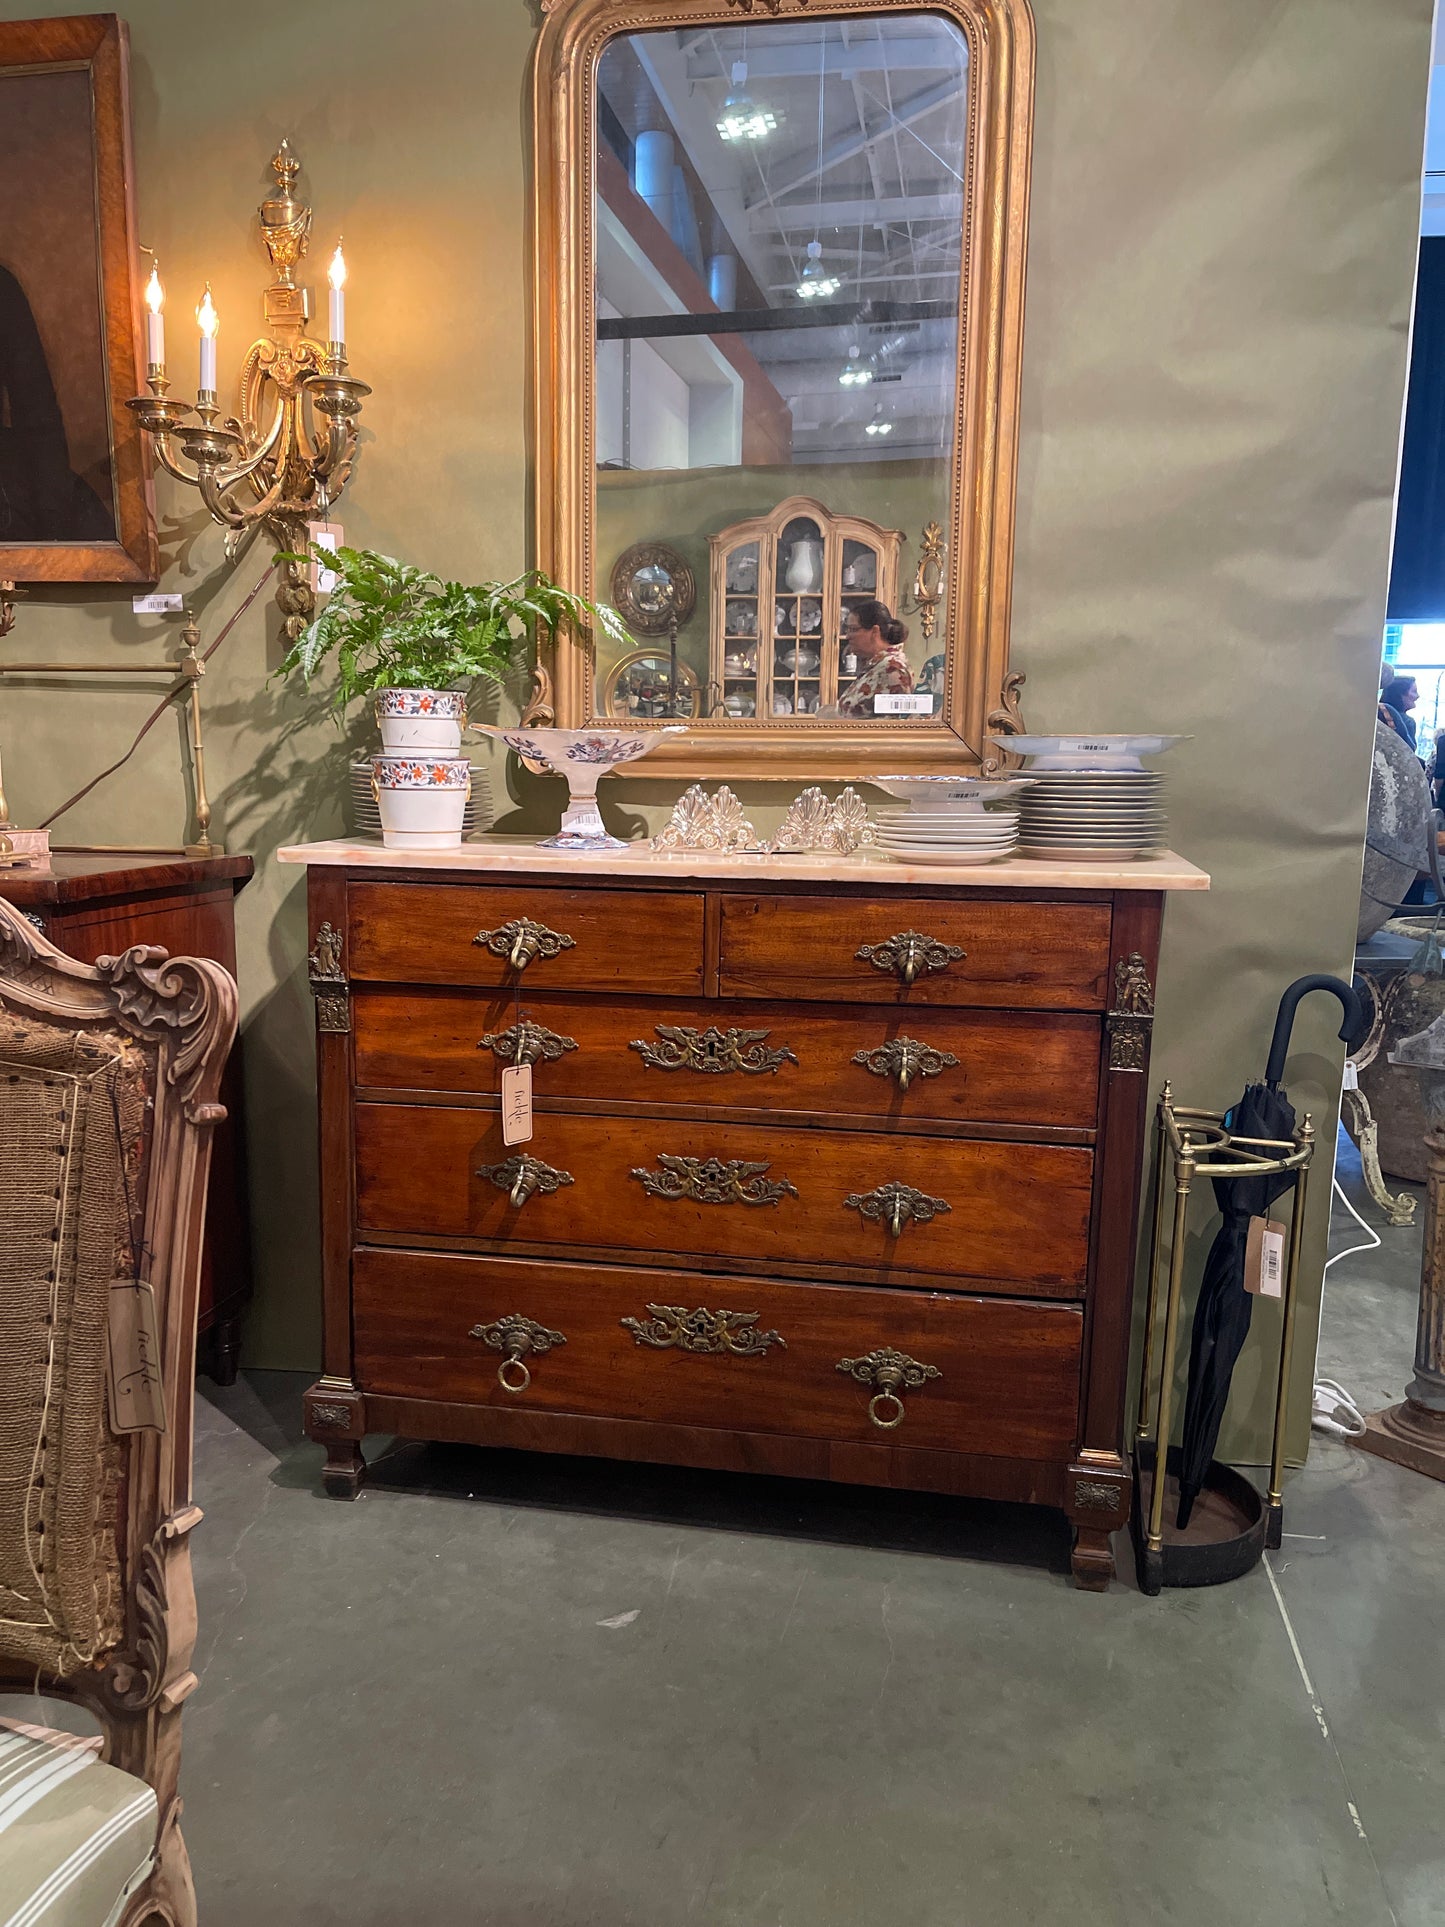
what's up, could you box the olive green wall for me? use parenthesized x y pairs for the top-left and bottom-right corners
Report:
(0, 0), (1431, 1464)
(597, 460), (946, 701)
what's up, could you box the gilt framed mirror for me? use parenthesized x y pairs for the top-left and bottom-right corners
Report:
(531, 0), (1033, 776)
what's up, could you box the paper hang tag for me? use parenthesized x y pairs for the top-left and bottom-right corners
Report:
(1245, 1217), (1287, 1299)
(501, 1063), (534, 1145)
(107, 1279), (168, 1433)
(1342, 1060), (1359, 1091)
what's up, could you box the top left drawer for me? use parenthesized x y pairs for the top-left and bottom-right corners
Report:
(347, 881), (707, 993)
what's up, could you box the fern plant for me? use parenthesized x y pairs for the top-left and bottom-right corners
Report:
(276, 546), (631, 712)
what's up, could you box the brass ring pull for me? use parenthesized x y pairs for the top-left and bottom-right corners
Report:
(868, 1390), (906, 1430)
(497, 1355), (532, 1395)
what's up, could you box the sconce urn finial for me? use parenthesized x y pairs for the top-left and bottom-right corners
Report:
(259, 139), (312, 286)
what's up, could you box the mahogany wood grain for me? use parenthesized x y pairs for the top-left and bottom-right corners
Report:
(354, 1104), (1093, 1292)
(347, 880), (706, 992)
(352, 1250), (1083, 1459)
(717, 893), (1112, 1008)
(362, 1391), (1070, 1506)
(352, 987), (1103, 1130)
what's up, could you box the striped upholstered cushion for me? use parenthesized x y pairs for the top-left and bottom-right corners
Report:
(0, 1723), (155, 1927)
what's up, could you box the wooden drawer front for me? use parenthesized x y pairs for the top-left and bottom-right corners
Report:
(354, 989), (1101, 1130)
(347, 881), (706, 993)
(355, 1105), (1092, 1293)
(718, 894), (1112, 1009)
(352, 1250), (1083, 1460)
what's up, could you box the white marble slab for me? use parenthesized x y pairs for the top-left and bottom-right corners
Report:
(277, 835), (1210, 891)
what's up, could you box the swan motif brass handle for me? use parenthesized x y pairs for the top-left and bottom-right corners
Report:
(854, 929), (965, 987)
(476, 1152), (574, 1207)
(473, 917), (576, 971)
(469, 1313), (567, 1394)
(851, 1034), (960, 1093)
(844, 1180), (951, 1238)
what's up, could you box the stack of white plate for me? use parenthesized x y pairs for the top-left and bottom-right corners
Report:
(1016, 770), (1165, 861)
(349, 757), (494, 839)
(873, 807), (1020, 865)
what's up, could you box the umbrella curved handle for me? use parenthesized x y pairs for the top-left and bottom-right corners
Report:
(1265, 974), (1367, 1091)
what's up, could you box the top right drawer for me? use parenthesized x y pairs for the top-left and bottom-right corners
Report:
(718, 894), (1112, 1009)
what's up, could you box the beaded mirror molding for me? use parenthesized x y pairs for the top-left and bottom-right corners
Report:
(530, 0), (1035, 777)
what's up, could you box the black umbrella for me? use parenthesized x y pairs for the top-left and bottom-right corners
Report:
(1174, 974), (1365, 1529)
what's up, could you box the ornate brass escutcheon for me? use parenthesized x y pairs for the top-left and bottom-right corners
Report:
(844, 1180), (951, 1238)
(476, 1151), (575, 1207)
(469, 1312), (567, 1394)
(836, 1346), (942, 1430)
(473, 916), (576, 972)
(855, 929), (965, 987)
(851, 1034), (960, 1093)
(478, 1018), (578, 1066)
(631, 1152), (799, 1206)
(621, 1304), (787, 1356)
(631, 1024), (798, 1076)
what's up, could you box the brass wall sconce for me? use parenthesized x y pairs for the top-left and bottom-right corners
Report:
(127, 143), (370, 640)
(909, 520), (945, 643)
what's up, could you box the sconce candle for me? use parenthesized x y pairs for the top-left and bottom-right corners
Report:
(196, 283), (219, 393)
(144, 264), (165, 369)
(327, 242), (346, 347)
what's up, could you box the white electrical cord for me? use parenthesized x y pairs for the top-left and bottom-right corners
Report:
(1312, 1169), (1383, 1439)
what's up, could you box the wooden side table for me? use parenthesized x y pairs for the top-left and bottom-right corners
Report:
(0, 855), (254, 1381)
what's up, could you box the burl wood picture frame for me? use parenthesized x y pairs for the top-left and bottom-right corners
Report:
(0, 13), (157, 583)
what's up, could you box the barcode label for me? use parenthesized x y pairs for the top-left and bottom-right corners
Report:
(873, 692), (933, 715)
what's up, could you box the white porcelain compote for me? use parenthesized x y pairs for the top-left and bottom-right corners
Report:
(477, 724), (686, 850)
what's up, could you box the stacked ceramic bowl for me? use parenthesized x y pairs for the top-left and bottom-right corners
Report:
(869, 776), (1033, 865)
(994, 735), (1185, 862)
(350, 758), (493, 840)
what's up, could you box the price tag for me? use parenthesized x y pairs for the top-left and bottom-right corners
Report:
(107, 1280), (168, 1432)
(501, 1063), (534, 1145)
(873, 691), (933, 715)
(1245, 1216), (1287, 1299)
(308, 521), (343, 595)
(1343, 1060), (1359, 1091)
(131, 592), (184, 614)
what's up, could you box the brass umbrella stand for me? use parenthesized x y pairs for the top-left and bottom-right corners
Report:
(1131, 1085), (1316, 1595)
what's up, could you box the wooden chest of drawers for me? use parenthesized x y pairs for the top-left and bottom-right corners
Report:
(285, 841), (1207, 1590)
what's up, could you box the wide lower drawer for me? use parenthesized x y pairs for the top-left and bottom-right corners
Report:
(353, 988), (1102, 1131)
(352, 1250), (1084, 1459)
(354, 1105), (1093, 1293)
(718, 893), (1112, 1009)
(347, 880), (706, 993)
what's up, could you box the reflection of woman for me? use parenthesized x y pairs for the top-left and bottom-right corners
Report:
(838, 599), (914, 718)
(0, 262), (112, 542)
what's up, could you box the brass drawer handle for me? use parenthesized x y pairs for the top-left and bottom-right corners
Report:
(632, 1152), (798, 1207)
(844, 1180), (951, 1237)
(473, 917), (576, 971)
(836, 1346), (942, 1429)
(476, 1151), (575, 1207)
(469, 1312), (567, 1393)
(852, 1035), (960, 1092)
(855, 929), (965, 987)
(478, 1018), (578, 1066)
(622, 1304), (787, 1356)
(631, 1024), (798, 1075)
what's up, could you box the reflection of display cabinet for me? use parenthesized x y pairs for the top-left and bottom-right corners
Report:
(708, 496), (902, 719)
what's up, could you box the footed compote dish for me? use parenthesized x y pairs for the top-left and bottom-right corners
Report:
(476, 724), (686, 849)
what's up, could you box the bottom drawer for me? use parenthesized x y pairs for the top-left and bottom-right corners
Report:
(352, 1249), (1083, 1460)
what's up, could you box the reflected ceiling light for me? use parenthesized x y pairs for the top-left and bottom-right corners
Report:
(839, 344), (873, 387)
(796, 240), (842, 301)
(716, 62), (777, 142)
(864, 407), (893, 437)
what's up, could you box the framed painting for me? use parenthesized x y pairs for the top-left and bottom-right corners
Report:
(0, 13), (157, 584)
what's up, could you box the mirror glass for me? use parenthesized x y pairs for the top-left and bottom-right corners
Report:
(591, 11), (967, 726)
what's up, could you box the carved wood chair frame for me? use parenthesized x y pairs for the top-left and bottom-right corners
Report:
(529, 0), (1036, 777)
(0, 901), (238, 1927)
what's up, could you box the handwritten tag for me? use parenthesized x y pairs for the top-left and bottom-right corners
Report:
(308, 521), (343, 595)
(501, 1063), (534, 1145)
(107, 1280), (167, 1433)
(131, 592), (184, 614)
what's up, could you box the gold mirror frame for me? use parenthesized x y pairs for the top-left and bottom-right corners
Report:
(530, 0), (1035, 778)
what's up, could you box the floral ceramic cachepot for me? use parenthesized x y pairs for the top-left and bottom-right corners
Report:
(374, 687), (467, 753)
(371, 755), (471, 848)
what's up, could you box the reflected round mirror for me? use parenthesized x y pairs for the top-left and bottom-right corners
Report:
(610, 541), (698, 634)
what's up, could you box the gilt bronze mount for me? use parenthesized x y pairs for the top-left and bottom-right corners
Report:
(621, 1305), (786, 1356)
(632, 1153), (798, 1207)
(630, 1025), (797, 1076)
(855, 930), (965, 987)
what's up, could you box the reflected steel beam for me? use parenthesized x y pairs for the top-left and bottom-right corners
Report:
(597, 297), (957, 342)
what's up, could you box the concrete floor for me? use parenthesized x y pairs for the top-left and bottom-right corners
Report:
(9, 1136), (1445, 1924)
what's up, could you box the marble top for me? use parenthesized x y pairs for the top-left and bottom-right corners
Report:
(277, 836), (1210, 891)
